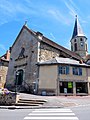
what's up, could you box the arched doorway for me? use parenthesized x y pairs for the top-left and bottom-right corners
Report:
(15, 70), (23, 85)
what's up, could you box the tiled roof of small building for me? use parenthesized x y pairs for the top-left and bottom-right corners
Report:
(38, 57), (89, 67)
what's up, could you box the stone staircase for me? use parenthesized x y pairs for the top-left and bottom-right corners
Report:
(15, 98), (47, 106)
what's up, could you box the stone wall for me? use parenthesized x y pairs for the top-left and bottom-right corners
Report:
(6, 28), (39, 92)
(0, 93), (17, 105)
(0, 66), (8, 88)
(39, 42), (60, 61)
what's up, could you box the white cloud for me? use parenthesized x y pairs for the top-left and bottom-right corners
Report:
(68, 0), (80, 11)
(9, 1), (35, 15)
(0, 0), (37, 25)
(50, 33), (56, 40)
(64, 1), (76, 17)
(0, 44), (6, 51)
(48, 9), (71, 25)
(63, 0), (87, 25)
(0, 0), (75, 26)
(65, 40), (71, 50)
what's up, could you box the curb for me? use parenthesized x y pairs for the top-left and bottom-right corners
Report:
(0, 105), (63, 109)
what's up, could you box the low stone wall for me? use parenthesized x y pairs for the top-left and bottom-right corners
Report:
(0, 92), (19, 105)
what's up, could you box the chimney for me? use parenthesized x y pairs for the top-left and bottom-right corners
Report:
(9, 47), (12, 53)
(79, 59), (83, 64)
(6, 50), (10, 60)
(36, 31), (43, 40)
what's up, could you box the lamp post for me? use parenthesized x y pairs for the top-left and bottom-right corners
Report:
(57, 74), (60, 96)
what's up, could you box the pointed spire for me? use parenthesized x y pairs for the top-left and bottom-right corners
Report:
(72, 15), (85, 39)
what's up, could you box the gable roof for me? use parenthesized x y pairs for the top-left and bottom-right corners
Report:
(11, 24), (82, 61)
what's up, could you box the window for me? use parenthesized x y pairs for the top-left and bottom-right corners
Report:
(59, 82), (73, 93)
(72, 67), (82, 76)
(74, 43), (77, 51)
(80, 38), (84, 47)
(74, 39), (76, 42)
(58, 66), (69, 74)
(15, 70), (23, 85)
(86, 44), (87, 51)
(80, 38), (83, 41)
(71, 45), (73, 51)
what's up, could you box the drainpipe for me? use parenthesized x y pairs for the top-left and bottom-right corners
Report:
(15, 73), (19, 94)
(73, 82), (76, 96)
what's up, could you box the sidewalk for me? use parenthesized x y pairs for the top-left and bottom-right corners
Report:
(1, 93), (90, 109)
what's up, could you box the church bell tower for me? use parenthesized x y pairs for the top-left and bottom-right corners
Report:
(70, 15), (88, 58)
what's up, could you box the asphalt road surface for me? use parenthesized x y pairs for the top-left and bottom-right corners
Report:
(0, 105), (90, 120)
(71, 104), (90, 120)
(0, 108), (33, 120)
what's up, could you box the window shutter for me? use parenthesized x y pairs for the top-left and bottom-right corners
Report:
(66, 66), (69, 74)
(58, 66), (61, 74)
(72, 67), (74, 75)
(79, 68), (82, 76)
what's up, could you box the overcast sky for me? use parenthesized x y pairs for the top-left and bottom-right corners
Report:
(0, 0), (90, 56)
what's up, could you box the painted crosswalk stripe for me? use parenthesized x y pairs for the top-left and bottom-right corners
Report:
(33, 108), (72, 113)
(24, 116), (79, 120)
(24, 108), (79, 120)
(33, 108), (71, 111)
(33, 108), (71, 110)
(28, 113), (75, 116)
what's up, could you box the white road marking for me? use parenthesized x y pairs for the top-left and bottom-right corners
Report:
(28, 113), (75, 115)
(33, 108), (71, 111)
(33, 109), (72, 113)
(24, 116), (79, 119)
(24, 108), (79, 120)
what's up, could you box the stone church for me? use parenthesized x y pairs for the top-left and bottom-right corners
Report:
(6, 16), (90, 95)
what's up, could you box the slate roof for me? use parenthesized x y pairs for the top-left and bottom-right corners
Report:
(12, 24), (82, 61)
(71, 15), (86, 39)
(38, 57), (89, 67)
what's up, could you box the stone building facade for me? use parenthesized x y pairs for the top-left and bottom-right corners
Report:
(38, 57), (90, 96)
(0, 50), (10, 88)
(6, 25), (82, 93)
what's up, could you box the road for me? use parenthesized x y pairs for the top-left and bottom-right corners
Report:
(0, 108), (33, 120)
(71, 104), (90, 120)
(0, 105), (90, 120)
